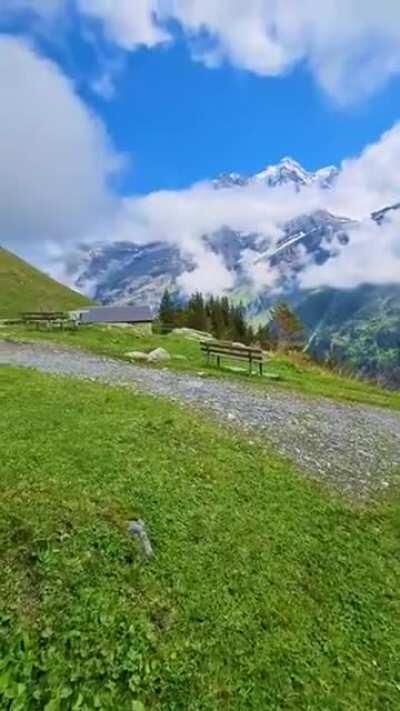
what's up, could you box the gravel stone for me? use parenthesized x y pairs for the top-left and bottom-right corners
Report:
(1, 341), (399, 498)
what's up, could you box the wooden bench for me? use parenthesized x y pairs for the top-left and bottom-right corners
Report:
(21, 312), (73, 330)
(200, 340), (264, 375)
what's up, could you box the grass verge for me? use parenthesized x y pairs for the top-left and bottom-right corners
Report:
(1, 367), (400, 709)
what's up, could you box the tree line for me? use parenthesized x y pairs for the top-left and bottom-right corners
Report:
(157, 289), (305, 350)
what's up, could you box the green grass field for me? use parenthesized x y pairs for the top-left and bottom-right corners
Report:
(0, 248), (91, 318)
(1, 366), (400, 709)
(2, 322), (400, 411)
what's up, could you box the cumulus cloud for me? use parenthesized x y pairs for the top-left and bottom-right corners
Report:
(4, 0), (400, 102)
(0, 36), (121, 261)
(67, 1), (400, 101)
(77, 0), (168, 50)
(329, 124), (400, 217)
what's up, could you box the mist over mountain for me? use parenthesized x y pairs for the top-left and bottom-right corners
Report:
(71, 157), (400, 385)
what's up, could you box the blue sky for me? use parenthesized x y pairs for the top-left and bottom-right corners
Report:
(93, 44), (400, 195)
(1, 0), (400, 290)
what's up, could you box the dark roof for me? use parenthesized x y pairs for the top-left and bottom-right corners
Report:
(81, 306), (153, 324)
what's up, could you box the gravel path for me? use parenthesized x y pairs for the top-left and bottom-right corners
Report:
(1, 341), (400, 497)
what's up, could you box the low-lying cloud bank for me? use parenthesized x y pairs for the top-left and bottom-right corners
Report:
(0, 36), (399, 297)
(300, 215), (400, 291)
(107, 123), (400, 294)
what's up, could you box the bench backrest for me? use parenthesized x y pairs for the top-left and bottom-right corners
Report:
(200, 340), (263, 361)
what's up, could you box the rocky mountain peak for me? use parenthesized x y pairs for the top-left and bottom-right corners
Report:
(213, 157), (338, 191)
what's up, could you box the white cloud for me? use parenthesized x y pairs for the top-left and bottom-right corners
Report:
(300, 215), (400, 290)
(77, 0), (168, 50)
(177, 247), (235, 295)
(81, 0), (400, 102)
(329, 124), (400, 218)
(116, 180), (318, 247)
(157, 0), (400, 102)
(4, 0), (400, 102)
(0, 36), (121, 259)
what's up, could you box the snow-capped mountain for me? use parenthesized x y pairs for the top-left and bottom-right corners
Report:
(74, 157), (346, 307)
(213, 157), (339, 191)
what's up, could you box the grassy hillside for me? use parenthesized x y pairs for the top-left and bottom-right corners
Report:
(0, 247), (92, 318)
(3, 323), (400, 410)
(1, 366), (400, 709)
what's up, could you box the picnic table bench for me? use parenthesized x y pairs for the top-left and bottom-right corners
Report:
(200, 340), (265, 375)
(21, 312), (75, 330)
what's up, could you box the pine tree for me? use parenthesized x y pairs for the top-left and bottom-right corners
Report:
(230, 302), (247, 342)
(220, 297), (231, 333)
(206, 296), (225, 339)
(186, 292), (209, 332)
(159, 289), (176, 327)
(170, 290), (255, 343)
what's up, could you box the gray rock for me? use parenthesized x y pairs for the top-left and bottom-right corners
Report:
(147, 347), (171, 363)
(128, 519), (154, 560)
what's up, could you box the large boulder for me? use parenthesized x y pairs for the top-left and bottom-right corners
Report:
(147, 347), (171, 363)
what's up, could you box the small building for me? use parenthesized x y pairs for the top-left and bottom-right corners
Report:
(80, 305), (153, 333)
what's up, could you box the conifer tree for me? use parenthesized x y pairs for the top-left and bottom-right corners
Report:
(186, 292), (209, 332)
(230, 302), (248, 342)
(159, 289), (176, 327)
(207, 296), (225, 339)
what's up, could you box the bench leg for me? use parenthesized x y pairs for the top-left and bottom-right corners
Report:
(217, 355), (221, 368)
(259, 362), (263, 376)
